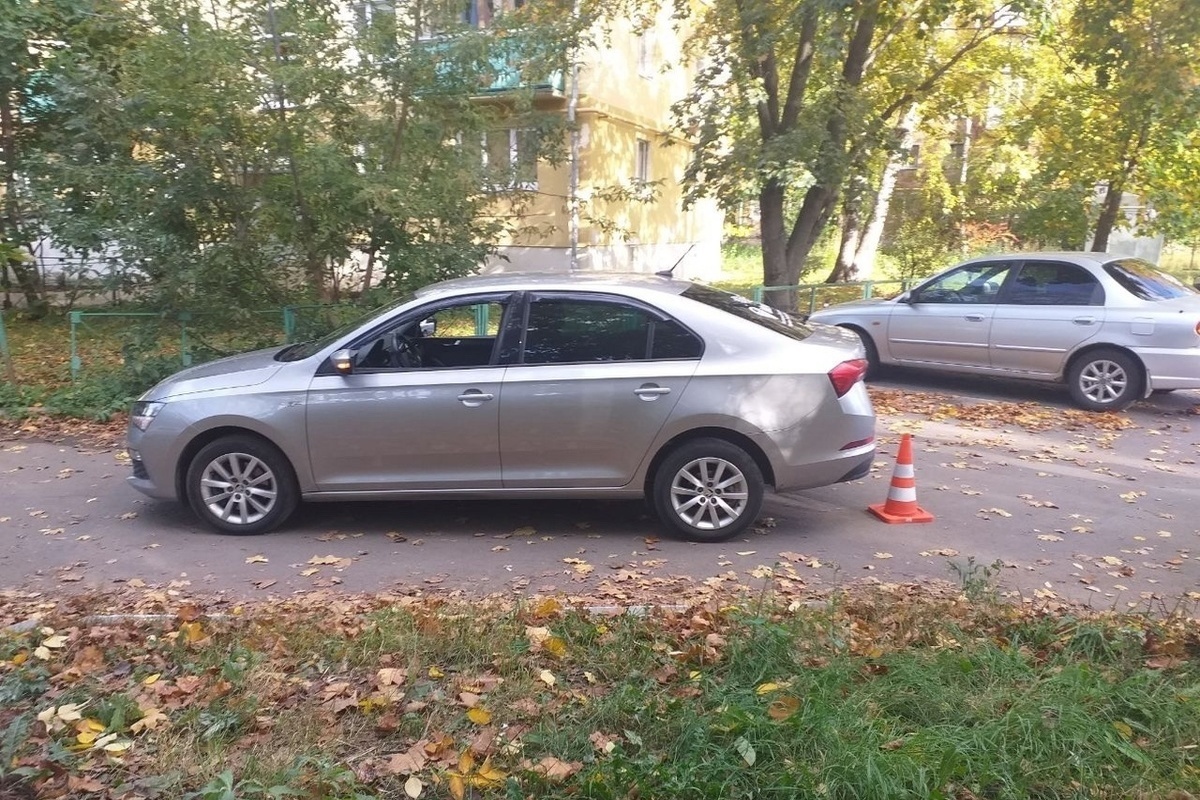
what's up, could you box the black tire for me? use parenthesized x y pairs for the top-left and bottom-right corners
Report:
(651, 438), (764, 543)
(1066, 348), (1143, 412)
(185, 435), (299, 534)
(843, 326), (882, 379)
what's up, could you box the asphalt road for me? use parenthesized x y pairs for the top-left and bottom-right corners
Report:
(2, 374), (1198, 611)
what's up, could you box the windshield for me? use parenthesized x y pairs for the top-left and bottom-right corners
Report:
(275, 293), (416, 361)
(1103, 259), (1196, 301)
(683, 284), (813, 341)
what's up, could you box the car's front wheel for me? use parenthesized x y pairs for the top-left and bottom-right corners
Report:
(185, 435), (299, 534)
(652, 438), (764, 543)
(1067, 349), (1142, 411)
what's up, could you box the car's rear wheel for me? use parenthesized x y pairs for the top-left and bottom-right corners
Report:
(652, 438), (764, 543)
(1067, 349), (1142, 411)
(185, 435), (298, 534)
(843, 326), (881, 379)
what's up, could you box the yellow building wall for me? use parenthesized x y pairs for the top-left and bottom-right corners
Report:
(487, 3), (723, 279)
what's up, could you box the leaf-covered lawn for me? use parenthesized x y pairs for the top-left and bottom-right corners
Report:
(2, 585), (1198, 800)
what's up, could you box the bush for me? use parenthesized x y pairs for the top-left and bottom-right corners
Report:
(0, 382), (42, 420)
(42, 362), (175, 421)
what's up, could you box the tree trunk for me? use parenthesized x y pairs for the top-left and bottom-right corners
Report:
(828, 197), (863, 283)
(759, 179), (796, 310)
(852, 150), (903, 276)
(1090, 181), (1124, 252)
(780, 2), (877, 289)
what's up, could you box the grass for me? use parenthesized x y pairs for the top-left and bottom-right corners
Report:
(1, 588), (1197, 799)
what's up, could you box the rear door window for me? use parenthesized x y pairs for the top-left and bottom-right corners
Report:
(1103, 258), (1197, 300)
(1004, 262), (1103, 306)
(518, 295), (702, 364)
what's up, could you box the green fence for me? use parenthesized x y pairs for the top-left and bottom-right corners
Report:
(0, 309), (13, 380)
(67, 304), (362, 380)
(752, 279), (917, 315)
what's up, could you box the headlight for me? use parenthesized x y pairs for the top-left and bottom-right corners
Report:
(130, 401), (165, 431)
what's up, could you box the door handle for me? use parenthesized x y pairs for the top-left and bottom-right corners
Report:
(634, 385), (672, 400)
(457, 390), (494, 406)
(1073, 316), (1096, 326)
(964, 314), (985, 322)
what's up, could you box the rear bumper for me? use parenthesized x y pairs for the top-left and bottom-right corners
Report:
(1135, 347), (1200, 391)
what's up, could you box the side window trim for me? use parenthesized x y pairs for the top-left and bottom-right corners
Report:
(513, 291), (702, 366)
(337, 291), (514, 374)
(1000, 261), (1103, 307)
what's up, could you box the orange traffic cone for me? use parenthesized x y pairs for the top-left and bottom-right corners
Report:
(868, 433), (934, 524)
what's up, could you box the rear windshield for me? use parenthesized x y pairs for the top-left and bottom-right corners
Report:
(1103, 259), (1197, 301)
(683, 284), (813, 341)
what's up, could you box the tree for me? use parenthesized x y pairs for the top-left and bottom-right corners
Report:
(25, 0), (581, 318)
(669, 0), (1032, 306)
(0, 0), (105, 316)
(1012, 0), (1200, 252)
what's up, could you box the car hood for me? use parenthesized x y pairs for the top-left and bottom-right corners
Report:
(144, 347), (285, 400)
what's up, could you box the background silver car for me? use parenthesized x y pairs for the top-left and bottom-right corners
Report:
(808, 253), (1200, 411)
(127, 274), (876, 542)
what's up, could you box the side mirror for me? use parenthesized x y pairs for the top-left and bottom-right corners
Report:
(419, 318), (436, 337)
(330, 348), (355, 375)
(897, 292), (913, 304)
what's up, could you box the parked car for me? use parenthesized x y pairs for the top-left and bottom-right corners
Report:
(126, 273), (876, 542)
(807, 252), (1200, 411)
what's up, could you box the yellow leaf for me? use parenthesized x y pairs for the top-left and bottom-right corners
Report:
(179, 621), (205, 643)
(130, 708), (168, 734)
(142, 673), (161, 686)
(467, 707), (492, 725)
(428, 666), (444, 679)
(756, 682), (784, 695)
(532, 597), (561, 618)
(459, 749), (476, 775)
(101, 739), (132, 754)
(767, 695), (801, 721)
(475, 758), (506, 785)
(33, 646), (51, 661)
(42, 635), (67, 649)
(10, 651), (27, 666)
(245, 554), (268, 564)
(538, 669), (556, 686)
(78, 718), (105, 733)
(1113, 721), (1133, 740)
(404, 775), (423, 799)
(76, 730), (99, 746)
(448, 773), (466, 800)
(544, 637), (568, 658)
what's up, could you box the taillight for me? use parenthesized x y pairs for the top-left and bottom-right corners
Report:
(828, 359), (867, 397)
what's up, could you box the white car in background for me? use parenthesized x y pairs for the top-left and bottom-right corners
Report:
(808, 252), (1200, 411)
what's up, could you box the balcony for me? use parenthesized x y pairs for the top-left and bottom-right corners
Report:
(421, 33), (565, 98)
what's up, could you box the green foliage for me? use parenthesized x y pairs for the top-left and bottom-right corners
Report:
(42, 365), (166, 421)
(0, 381), (41, 419)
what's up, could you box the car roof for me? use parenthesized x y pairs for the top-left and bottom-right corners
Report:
(963, 251), (1126, 265)
(416, 271), (696, 299)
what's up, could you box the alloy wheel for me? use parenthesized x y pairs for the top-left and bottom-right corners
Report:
(668, 456), (750, 531)
(198, 451), (278, 526)
(1078, 358), (1129, 406)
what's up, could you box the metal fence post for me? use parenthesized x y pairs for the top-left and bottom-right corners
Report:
(0, 309), (13, 381)
(282, 306), (296, 343)
(752, 286), (763, 303)
(69, 311), (82, 380)
(474, 303), (489, 336)
(178, 311), (192, 366)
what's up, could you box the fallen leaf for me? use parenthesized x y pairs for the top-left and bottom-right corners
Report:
(538, 669), (556, 686)
(467, 707), (492, 725)
(873, 552), (893, 559)
(404, 775), (424, 798)
(767, 695), (801, 721)
(245, 554), (268, 564)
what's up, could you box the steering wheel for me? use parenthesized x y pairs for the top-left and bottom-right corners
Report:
(390, 332), (422, 369)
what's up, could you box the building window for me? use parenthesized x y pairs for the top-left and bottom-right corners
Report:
(482, 129), (538, 189)
(637, 32), (652, 77)
(635, 139), (650, 183)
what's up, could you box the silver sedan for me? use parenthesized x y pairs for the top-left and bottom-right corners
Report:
(808, 252), (1200, 411)
(127, 273), (876, 542)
